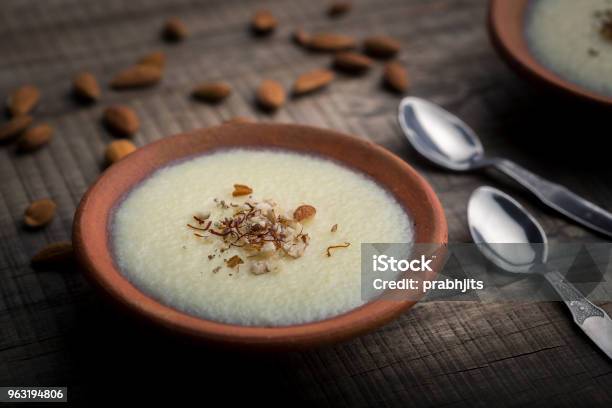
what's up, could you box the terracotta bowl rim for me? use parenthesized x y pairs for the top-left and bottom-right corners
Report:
(488, 0), (612, 107)
(73, 123), (448, 349)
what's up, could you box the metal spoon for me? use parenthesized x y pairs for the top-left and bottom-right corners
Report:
(468, 186), (612, 359)
(398, 97), (612, 238)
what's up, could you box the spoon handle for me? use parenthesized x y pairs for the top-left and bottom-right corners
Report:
(545, 270), (612, 359)
(493, 159), (612, 238)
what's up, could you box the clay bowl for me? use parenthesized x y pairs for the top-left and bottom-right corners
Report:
(489, 0), (612, 108)
(73, 123), (447, 350)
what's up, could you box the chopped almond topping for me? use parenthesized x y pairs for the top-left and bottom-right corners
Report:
(326, 242), (351, 257)
(232, 184), (253, 196)
(293, 204), (316, 221)
(226, 255), (244, 268)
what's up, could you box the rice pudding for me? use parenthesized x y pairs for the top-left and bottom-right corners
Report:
(526, 0), (612, 97)
(111, 149), (413, 326)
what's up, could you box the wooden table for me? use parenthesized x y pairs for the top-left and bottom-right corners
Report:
(1, 0), (611, 405)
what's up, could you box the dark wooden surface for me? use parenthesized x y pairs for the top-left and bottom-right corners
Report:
(1, 0), (612, 406)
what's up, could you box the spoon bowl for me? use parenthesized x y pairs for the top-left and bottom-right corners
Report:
(468, 186), (547, 273)
(398, 97), (485, 171)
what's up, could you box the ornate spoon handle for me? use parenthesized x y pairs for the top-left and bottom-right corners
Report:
(545, 270), (612, 359)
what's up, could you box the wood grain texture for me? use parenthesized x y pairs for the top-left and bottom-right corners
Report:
(0, 0), (611, 406)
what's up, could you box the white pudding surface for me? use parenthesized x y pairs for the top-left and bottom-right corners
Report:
(112, 149), (413, 326)
(526, 0), (612, 97)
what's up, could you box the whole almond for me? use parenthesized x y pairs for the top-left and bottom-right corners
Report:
(163, 17), (188, 41)
(383, 61), (409, 93)
(138, 51), (166, 69)
(105, 139), (137, 164)
(110, 65), (162, 89)
(333, 52), (373, 74)
(256, 80), (285, 110)
(31, 241), (73, 268)
(232, 184), (253, 196)
(224, 116), (253, 124)
(364, 35), (401, 58)
(104, 105), (140, 136)
(294, 204), (316, 221)
(251, 10), (277, 34)
(0, 115), (32, 143)
(8, 85), (40, 116)
(293, 28), (311, 47)
(192, 82), (231, 103)
(292, 69), (334, 95)
(18, 124), (53, 152)
(24, 198), (56, 228)
(328, 2), (352, 17)
(307, 33), (356, 52)
(73, 72), (101, 102)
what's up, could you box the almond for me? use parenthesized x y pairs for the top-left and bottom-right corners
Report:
(105, 139), (137, 164)
(31, 241), (73, 268)
(226, 255), (244, 268)
(0, 115), (32, 143)
(333, 52), (373, 74)
(24, 198), (56, 228)
(110, 65), (162, 89)
(138, 51), (166, 69)
(328, 2), (352, 17)
(363, 35), (401, 58)
(307, 33), (356, 52)
(224, 116), (253, 124)
(163, 17), (188, 41)
(232, 184), (253, 196)
(293, 28), (311, 47)
(383, 61), (409, 93)
(294, 205), (316, 222)
(292, 69), (334, 95)
(256, 80), (285, 110)
(73, 72), (101, 102)
(192, 82), (231, 103)
(103, 105), (140, 136)
(18, 124), (53, 152)
(8, 85), (40, 116)
(251, 10), (277, 34)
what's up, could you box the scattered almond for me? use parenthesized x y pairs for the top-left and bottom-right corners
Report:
(103, 105), (140, 136)
(73, 72), (101, 102)
(363, 35), (401, 58)
(110, 64), (162, 89)
(24, 198), (56, 228)
(8, 85), (40, 116)
(163, 17), (188, 41)
(0, 115), (32, 143)
(192, 82), (231, 103)
(251, 10), (277, 34)
(138, 51), (166, 69)
(105, 139), (137, 164)
(31, 241), (73, 268)
(256, 80), (286, 110)
(226, 255), (244, 268)
(292, 69), (334, 95)
(333, 52), (373, 74)
(331, 224), (338, 232)
(293, 204), (316, 221)
(328, 2), (352, 17)
(383, 61), (409, 93)
(293, 28), (311, 46)
(307, 33), (356, 52)
(224, 116), (253, 124)
(232, 184), (253, 196)
(18, 124), (53, 152)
